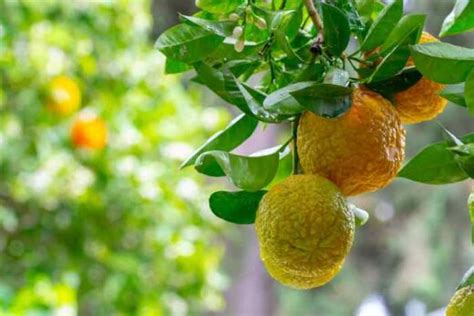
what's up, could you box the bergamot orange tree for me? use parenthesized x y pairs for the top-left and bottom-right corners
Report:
(157, 0), (474, 295)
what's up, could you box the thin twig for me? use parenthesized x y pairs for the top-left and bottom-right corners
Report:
(304, 0), (324, 40)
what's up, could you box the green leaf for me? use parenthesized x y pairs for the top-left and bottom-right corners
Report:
(440, 84), (467, 107)
(194, 146), (284, 191)
(365, 67), (422, 99)
(165, 58), (191, 74)
(410, 42), (474, 84)
(274, 30), (304, 65)
(195, 0), (245, 14)
(360, 0), (403, 52)
(321, 3), (351, 56)
(180, 114), (258, 169)
(326, 0), (366, 37)
(290, 83), (353, 118)
(465, 69), (474, 116)
(155, 23), (224, 63)
(366, 14), (425, 82)
(180, 15), (236, 37)
(324, 67), (350, 86)
(398, 134), (474, 184)
(263, 82), (313, 116)
(456, 266), (474, 290)
(450, 143), (474, 178)
(440, 0), (474, 37)
(209, 190), (266, 224)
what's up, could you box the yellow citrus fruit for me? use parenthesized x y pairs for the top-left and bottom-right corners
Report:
(255, 175), (354, 289)
(394, 32), (448, 124)
(297, 88), (406, 196)
(446, 285), (474, 316)
(71, 112), (108, 149)
(47, 75), (81, 115)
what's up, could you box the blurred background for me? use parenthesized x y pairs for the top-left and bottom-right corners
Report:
(0, 0), (472, 315)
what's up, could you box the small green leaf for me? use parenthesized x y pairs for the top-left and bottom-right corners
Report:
(451, 143), (474, 178)
(456, 266), (474, 290)
(290, 83), (353, 118)
(155, 23), (224, 63)
(440, 84), (467, 107)
(365, 67), (422, 99)
(263, 82), (314, 116)
(195, 146), (284, 191)
(360, 0), (403, 52)
(209, 190), (266, 224)
(321, 3), (351, 56)
(326, 0), (365, 37)
(274, 30), (304, 64)
(349, 204), (369, 227)
(380, 14), (425, 55)
(398, 134), (474, 184)
(195, 0), (245, 14)
(410, 42), (474, 84)
(440, 0), (474, 37)
(165, 58), (191, 74)
(465, 69), (474, 116)
(180, 114), (258, 169)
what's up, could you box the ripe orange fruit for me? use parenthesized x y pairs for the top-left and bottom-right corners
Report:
(47, 76), (81, 115)
(393, 32), (448, 124)
(71, 113), (108, 149)
(255, 175), (354, 289)
(297, 88), (406, 196)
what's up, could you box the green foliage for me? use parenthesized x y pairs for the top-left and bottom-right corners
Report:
(0, 1), (229, 314)
(209, 190), (267, 224)
(440, 0), (474, 37)
(156, 0), (474, 225)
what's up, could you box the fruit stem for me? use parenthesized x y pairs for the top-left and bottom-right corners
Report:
(292, 115), (301, 175)
(304, 0), (324, 41)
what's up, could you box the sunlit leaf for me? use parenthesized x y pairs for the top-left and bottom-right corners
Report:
(440, 0), (474, 37)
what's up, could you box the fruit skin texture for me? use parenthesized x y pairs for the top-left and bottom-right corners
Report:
(47, 76), (81, 115)
(297, 88), (406, 196)
(255, 175), (354, 289)
(71, 114), (108, 149)
(446, 285), (474, 316)
(394, 32), (448, 124)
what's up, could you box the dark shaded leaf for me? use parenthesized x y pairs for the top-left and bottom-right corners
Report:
(209, 190), (267, 224)
(321, 3), (351, 56)
(365, 67), (422, 99)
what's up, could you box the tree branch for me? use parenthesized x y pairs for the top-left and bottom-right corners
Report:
(304, 0), (324, 40)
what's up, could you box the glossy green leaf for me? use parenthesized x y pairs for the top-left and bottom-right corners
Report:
(360, 0), (403, 52)
(291, 83), (353, 118)
(194, 146), (283, 191)
(440, 84), (467, 107)
(209, 190), (267, 224)
(195, 0), (245, 14)
(165, 58), (191, 74)
(465, 69), (474, 116)
(180, 114), (258, 169)
(440, 0), (474, 37)
(263, 82), (314, 115)
(321, 3), (351, 56)
(410, 42), (474, 84)
(398, 134), (474, 184)
(365, 68), (422, 99)
(326, 0), (365, 37)
(180, 15), (236, 37)
(451, 143), (474, 178)
(155, 23), (224, 63)
(367, 14), (425, 82)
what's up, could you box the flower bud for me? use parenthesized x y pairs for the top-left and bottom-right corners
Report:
(232, 26), (243, 38)
(229, 13), (240, 21)
(254, 16), (267, 30)
(234, 39), (245, 53)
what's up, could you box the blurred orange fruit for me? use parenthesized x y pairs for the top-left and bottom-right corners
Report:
(47, 75), (81, 115)
(71, 113), (108, 149)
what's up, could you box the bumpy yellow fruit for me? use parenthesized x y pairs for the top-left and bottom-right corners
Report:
(394, 32), (448, 124)
(255, 175), (354, 289)
(446, 285), (474, 316)
(297, 88), (406, 196)
(47, 75), (81, 115)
